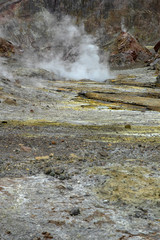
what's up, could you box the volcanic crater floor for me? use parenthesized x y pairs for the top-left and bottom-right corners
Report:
(0, 65), (160, 240)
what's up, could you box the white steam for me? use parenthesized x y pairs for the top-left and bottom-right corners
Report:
(39, 36), (110, 81)
(1, 10), (111, 82)
(0, 59), (13, 80)
(33, 12), (111, 81)
(36, 13), (110, 81)
(121, 17), (127, 33)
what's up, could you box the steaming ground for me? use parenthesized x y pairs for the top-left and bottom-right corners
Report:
(38, 42), (110, 81)
(0, 11), (160, 239)
(1, 11), (111, 82)
(0, 58), (13, 80)
(0, 64), (160, 240)
(37, 19), (111, 81)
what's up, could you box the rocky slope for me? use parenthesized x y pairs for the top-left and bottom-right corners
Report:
(0, 0), (160, 45)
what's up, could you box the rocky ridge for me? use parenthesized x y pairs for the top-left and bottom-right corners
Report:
(0, 0), (160, 45)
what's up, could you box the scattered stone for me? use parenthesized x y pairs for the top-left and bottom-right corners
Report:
(56, 184), (66, 190)
(49, 170), (55, 177)
(134, 210), (148, 219)
(19, 144), (32, 152)
(59, 173), (70, 180)
(13, 148), (20, 154)
(42, 232), (53, 239)
(155, 75), (160, 87)
(44, 167), (52, 175)
(66, 186), (73, 191)
(54, 167), (64, 175)
(4, 98), (17, 105)
(0, 37), (15, 57)
(56, 88), (72, 92)
(99, 151), (108, 157)
(59, 175), (66, 180)
(69, 207), (80, 216)
(14, 79), (21, 88)
(35, 156), (50, 161)
(49, 153), (54, 158)
(1, 121), (8, 124)
(103, 200), (109, 204)
(125, 124), (131, 129)
(1, 77), (11, 85)
(48, 220), (65, 226)
(44, 167), (69, 179)
(154, 40), (160, 53)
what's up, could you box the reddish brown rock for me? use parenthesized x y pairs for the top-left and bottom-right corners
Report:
(109, 31), (152, 67)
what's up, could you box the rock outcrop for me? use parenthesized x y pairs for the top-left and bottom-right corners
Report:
(109, 31), (152, 67)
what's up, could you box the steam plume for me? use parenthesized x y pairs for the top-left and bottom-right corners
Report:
(1, 10), (111, 81)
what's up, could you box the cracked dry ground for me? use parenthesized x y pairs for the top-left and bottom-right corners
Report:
(0, 66), (160, 240)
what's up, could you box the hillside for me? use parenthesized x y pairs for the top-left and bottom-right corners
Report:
(0, 0), (160, 45)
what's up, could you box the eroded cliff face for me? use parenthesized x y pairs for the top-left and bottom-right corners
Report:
(0, 0), (160, 45)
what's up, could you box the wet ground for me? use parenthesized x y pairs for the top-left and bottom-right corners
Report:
(0, 61), (160, 239)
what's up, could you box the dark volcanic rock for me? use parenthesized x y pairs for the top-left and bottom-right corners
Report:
(154, 41), (160, 53)
(0, 37), (15, 57)
(156, 75), (160, 87)
(69, 207), (80, 216)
